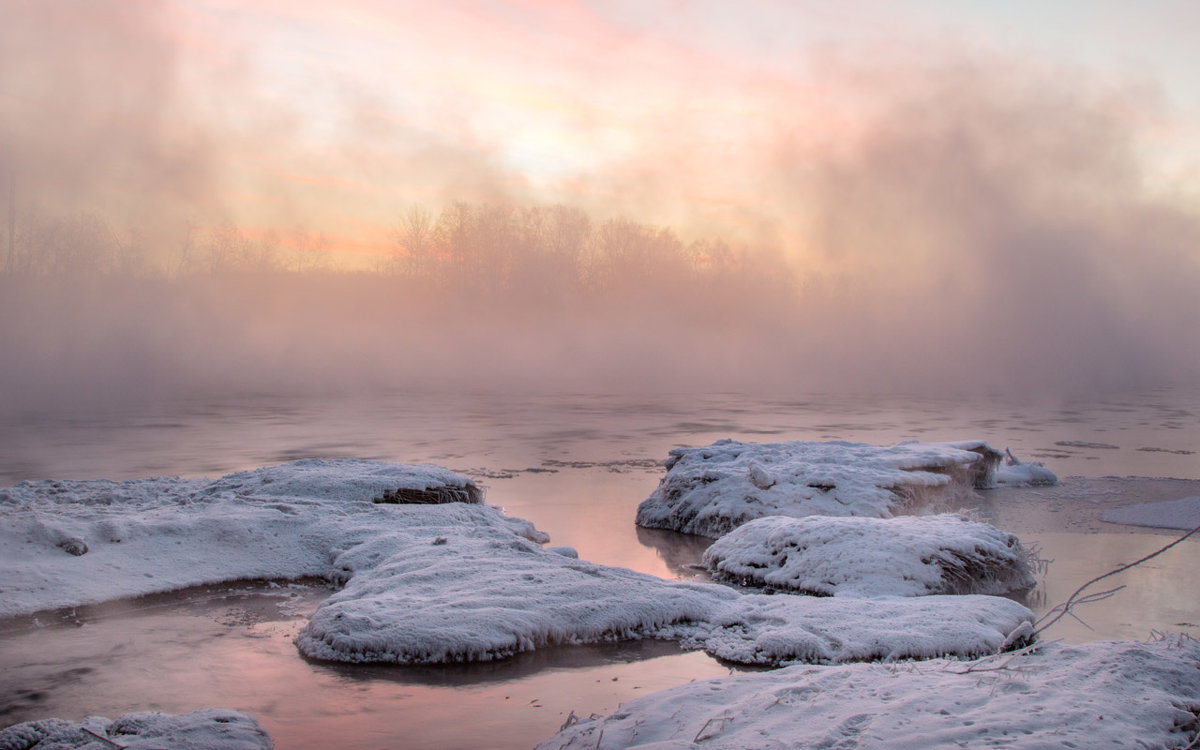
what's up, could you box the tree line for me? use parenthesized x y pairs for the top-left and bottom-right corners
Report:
(1, 202), (791, 302)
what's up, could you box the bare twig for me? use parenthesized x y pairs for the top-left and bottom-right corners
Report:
(1034, 524), (1200, 637)
(81, 728), (126, 749)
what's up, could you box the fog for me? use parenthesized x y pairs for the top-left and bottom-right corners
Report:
(2, 2), (1199, 411)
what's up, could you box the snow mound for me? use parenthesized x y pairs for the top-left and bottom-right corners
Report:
(297, 524), (1032, 666)
(297, 534), (733, 664)
(538, 638), (1200, 750)
(2, 459), (1032, 669)
(1101, 496), (1200, 530)
(704, 514), (1035, 597)
(995, 450), (1059, 487)
(0, 708), (272, 750)
(0, 459), (506, 618)
(697, 593), (1033, 666)
(636, 439), (1003, 537)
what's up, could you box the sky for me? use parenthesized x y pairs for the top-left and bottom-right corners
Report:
(1, 0), (1199, 400)
(4, 0), (1198, 266)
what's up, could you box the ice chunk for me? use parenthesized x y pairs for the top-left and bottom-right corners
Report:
(1101, 496), (1200, 530)
(636, 439), (1003, 537)
(704, 514), (1035, 597)
(0, 708), (272, 749)
(538, 639), (1200, 750)
(995, 449), (1059, 487)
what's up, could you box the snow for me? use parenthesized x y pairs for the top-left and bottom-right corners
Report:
(296, 532), (732, 664)
(635, 439), (1003, 537)
(0, 459), (1033, 669)
(0, 459), (510, 618)
(704, 514), (1035, 597)
(538, 638), (1200, 750)
(994, 451), (1059, 487)
(693, 594), (1033, 666)
(1101, 496), (1200, 530)
(297, 523), (1032, 665)
(0, 709), (272, 750)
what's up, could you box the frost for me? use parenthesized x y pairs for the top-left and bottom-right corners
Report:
(635, 439), (1003, 537)
(704, 514), (1036, 597)
(539, 640), (1200, 750)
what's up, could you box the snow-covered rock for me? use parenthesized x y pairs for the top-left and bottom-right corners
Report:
(297, 534), (732, 664)
(636, 440), (1003, 537)
(1, 459), (1033, 669)
(696, 593), (1033, 666)
(0, 459), (499, 618)
(0, 709), (272, 750)
(538, 638), (1200, 750)
(704, 514), (1035, 597)
(995, 450), (1059, 487)
(297, 527), (1032, 666)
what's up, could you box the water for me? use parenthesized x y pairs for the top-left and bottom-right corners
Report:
(1, 387), (1199, 748)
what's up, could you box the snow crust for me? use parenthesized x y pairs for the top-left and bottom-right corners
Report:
(1101, 496), (1200, 530)
(0, 459), (502, 618)
(704, 514), (1035, 597)
(635, 439), (1003, 537)
(539, 638), (1200, 750)
(0, 709), (272, 750)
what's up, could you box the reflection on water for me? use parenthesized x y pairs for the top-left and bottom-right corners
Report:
(0, 582), (732, 750)
(1, 388), (1199, 747)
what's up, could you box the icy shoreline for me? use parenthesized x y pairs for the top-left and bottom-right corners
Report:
(6, 447), (1200, 749)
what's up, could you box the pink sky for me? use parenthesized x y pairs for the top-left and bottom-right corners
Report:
(5, 0), (1198, 271)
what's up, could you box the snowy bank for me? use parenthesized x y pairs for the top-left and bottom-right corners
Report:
(1101, 496), (1200, 530)
(0, 459), (502, 618)
(539, 638), (1200, 749)
(0, 709), (272, 750)
(636, 440), (1003, 537)
(704, 514), (1035, 597)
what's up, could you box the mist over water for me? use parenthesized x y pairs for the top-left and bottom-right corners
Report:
(2, 2), (1199, 411)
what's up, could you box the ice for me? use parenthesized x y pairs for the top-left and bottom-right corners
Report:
(704, 514), (1035, 597)
(0, 459), (499, 618)
(635, 439), (1003, 537)
(995, 449), (1059, 487)
(297, 533), (732, 664)
(539, 638), (1200, 749)
(695, 593), (1033, 666)
(2, 458), (1033, 669)
(296, 523), (1032, 665)
(1101, 496), (1200, 530)
(0, 709), (272, 749)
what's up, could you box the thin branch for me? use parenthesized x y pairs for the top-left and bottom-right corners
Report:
(1034, 524), (1200, 637)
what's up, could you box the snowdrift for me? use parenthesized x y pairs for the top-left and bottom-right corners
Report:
(0, 709), (272, 750)
(539, 638), (1200, 749)
(635, 439), (1004, 537)
(704, 513), (1035, 597)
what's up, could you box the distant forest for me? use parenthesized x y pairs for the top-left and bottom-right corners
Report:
(0, 202), (793, 305)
